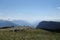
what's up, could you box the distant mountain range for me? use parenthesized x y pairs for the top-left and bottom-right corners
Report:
(12, 20), (32, 26)
(0, 19), (60, 28)
(12, 20), (42, 27)
(0, 20), (37, 28)
(0, 20), (17, 28)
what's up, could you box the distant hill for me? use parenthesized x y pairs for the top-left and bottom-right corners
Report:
(0, 20), (17, 28)
(36, 21), (60, 32)
(0, 20), (34, 28)
(12, 20), (32, 26)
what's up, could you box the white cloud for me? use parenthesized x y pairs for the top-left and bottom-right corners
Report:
(57, 7), (60, 9)
(0, 16), (60, 23)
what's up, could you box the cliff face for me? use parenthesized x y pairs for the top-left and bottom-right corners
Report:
(36, 21), (60, 32)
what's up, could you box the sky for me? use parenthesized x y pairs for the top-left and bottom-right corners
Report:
(0, 0), (60, 22)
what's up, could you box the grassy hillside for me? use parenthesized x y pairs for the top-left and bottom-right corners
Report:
(0, 27), (60, 40)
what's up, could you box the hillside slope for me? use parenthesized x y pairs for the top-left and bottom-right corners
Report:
(0, 27), (60, 40)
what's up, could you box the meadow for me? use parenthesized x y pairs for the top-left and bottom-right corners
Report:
(0, 27), (60, 40)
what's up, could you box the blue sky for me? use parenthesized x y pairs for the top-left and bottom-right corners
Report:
(0, 0), (60, 22)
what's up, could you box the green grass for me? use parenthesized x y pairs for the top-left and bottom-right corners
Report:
(0, 27), (60, 40)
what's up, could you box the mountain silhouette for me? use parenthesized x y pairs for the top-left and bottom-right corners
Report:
(0, 20), (17, 28)
(36, 21), (60, 32)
